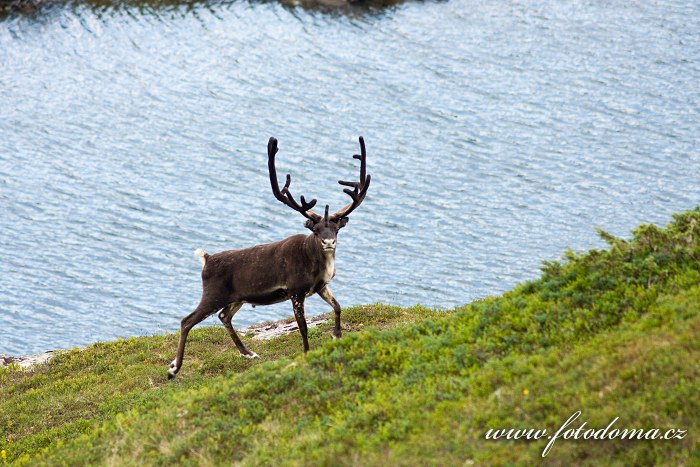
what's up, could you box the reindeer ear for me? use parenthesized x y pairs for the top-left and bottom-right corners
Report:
(304, 219), (315, 231)
(337, 217), (349, 229)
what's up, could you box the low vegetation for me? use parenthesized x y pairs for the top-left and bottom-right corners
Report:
(1, 210), (698, 465)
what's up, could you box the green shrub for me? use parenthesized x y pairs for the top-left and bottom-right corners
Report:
(2, 209), (698, 465)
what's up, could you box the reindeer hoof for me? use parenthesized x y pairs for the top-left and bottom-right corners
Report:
(241, 351), (260, 359)
(167, 359), (178, 379)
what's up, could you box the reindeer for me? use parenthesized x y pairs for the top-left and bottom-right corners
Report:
(167, 136), (371, 378)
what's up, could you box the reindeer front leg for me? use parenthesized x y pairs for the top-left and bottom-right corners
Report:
(291, 294), (310, 352)
(318, 285), (342, 339)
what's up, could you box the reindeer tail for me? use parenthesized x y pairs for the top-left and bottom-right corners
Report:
(194, 248), (209, 269)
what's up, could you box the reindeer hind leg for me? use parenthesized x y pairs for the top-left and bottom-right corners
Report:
(168, 294), (226, 379)
(218, 302), (259, 359)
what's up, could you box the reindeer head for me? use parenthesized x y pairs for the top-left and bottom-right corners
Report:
(267, 136), (370, 253)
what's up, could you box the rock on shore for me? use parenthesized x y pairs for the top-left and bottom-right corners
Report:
(1, 351), (59, 368)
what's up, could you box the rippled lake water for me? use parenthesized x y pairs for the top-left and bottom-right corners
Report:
(1, 0), (698, 355)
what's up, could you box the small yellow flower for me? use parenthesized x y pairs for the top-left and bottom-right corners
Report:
(1, 449), (6, 462)
(523, 389), (529, 395)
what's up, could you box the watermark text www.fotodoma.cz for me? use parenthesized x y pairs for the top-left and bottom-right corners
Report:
(484, 411), (687, 457)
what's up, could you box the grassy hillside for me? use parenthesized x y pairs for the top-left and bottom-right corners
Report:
(1, 210), (698, 465)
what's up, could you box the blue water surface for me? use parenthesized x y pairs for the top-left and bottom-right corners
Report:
(1, 0), (698, 354)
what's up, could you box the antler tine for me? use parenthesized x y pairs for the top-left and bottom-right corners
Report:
(330, 136), (371, 220)
(349, 174), (371, 203)
(288, 192), (318, 213)
(355, 136), (366, 182)
(267, 137), (320, 221)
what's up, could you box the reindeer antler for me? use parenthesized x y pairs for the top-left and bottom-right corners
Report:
(268, 137), (322, 222)
(330, 136), (371, 220)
